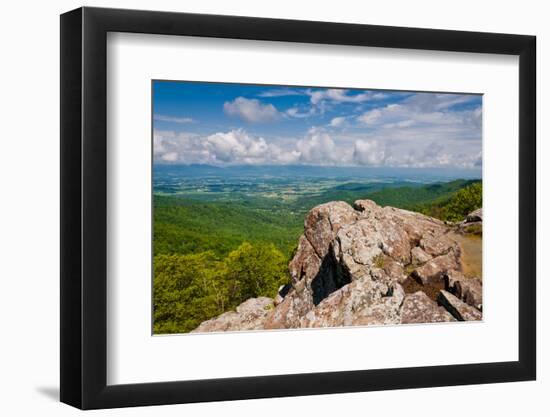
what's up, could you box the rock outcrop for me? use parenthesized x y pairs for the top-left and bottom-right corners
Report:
(191, 297), (274, 333)
(193, 200), (483, 332)
(401, 291), (455, 324)
(438, 290), (483, 321)
(457, 208), (483, 235)
(444, 270), (483, 310)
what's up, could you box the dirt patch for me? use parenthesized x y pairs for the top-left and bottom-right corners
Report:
(449, 232), (482, 279)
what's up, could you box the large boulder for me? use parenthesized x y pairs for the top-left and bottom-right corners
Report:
(303, 201), (358, 259)
(412, 252), (461, 286)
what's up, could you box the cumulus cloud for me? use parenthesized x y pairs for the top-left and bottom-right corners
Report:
(296, 129), (339, 164)
(358, 94), (481, 128)
(357, 108), (383, 124)
(223, 97), (280, 123)
(285, 107), (315, 119)
(154, 114), (195, 124)
(154, 129), (298, 165)
(353, 139), (388, 166)
(154, 124), (481, 169)
(154, 93), (482, 169)
(356, 94), (482, 152)
(329, 116), (347, 128)
(153, 128), (352, 166)
(205, 130), (272, 163)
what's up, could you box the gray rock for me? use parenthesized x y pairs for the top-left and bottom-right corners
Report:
(411, 246), (432, 265)
(420, 233), (459, 257)
(412, 252), (461, 285)
(301, 281), (406, 328)
(444, 271), (483, 310)
(192, 297), (274, 333)
(382, 257), (407, 283)
(466, 208), (483, 223)
(401, 291), (456, 324)
(438, 290), (482, 321)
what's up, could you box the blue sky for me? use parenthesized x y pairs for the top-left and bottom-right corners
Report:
(153, 81), (482, 169)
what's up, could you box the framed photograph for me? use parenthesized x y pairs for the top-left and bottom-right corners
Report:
(60, 7), (536, 409)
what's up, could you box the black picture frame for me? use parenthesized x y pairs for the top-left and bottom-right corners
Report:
(60, 6), (536, 410)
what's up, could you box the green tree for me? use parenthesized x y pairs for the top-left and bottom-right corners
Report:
(443, 182), (482, 222)
(222, 242), (288, 308)
(153, 242), (291, 334)
(416, 182), (482, 222)
(153, 252), (225, 334)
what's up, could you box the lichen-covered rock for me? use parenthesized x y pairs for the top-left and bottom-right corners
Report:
(420, 234), (459, 257)
(457, 208), (483, 235)
(263, 280), (314, 329)
(437, 290), (482, 321)
(191, 297), (274, 332)
(382, 257), (407, 283)
(288, 235), (322, 285)
(412, 252), (461, 285)
(401, 291), (455, 324)
(303, 201), (358, 258)
(300, 280), (405, 328)
(411, 246), (432, 265)
(466, 208), (483, 223)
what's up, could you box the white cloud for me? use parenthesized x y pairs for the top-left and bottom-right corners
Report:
(357, 108), (383, 124)
(153, 128), (353, 166)
(329, 116), (347, 128)
(353, 139), (387, 166)
(257, 89), (304, 97)
(153, 124), (481, 169)
(153, 129), (298, 165)
(285, 107), (315, 119)
(356, 95), (482, 155)
(357, 94), (481, 130)
(223, 97), (280, 123)
(296, 129), (339, 164)
(382, 119), (416, 129)
(308, 88), (380, 105)
(161, 152), (178, 162)
(154, 114), (195, 124)
(205, 130), (271, 163)
(154, 92), (482, 169)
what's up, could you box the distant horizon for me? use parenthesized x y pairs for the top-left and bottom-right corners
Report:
(153, 163), (482, 175)
(153, 162), (482, 171)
